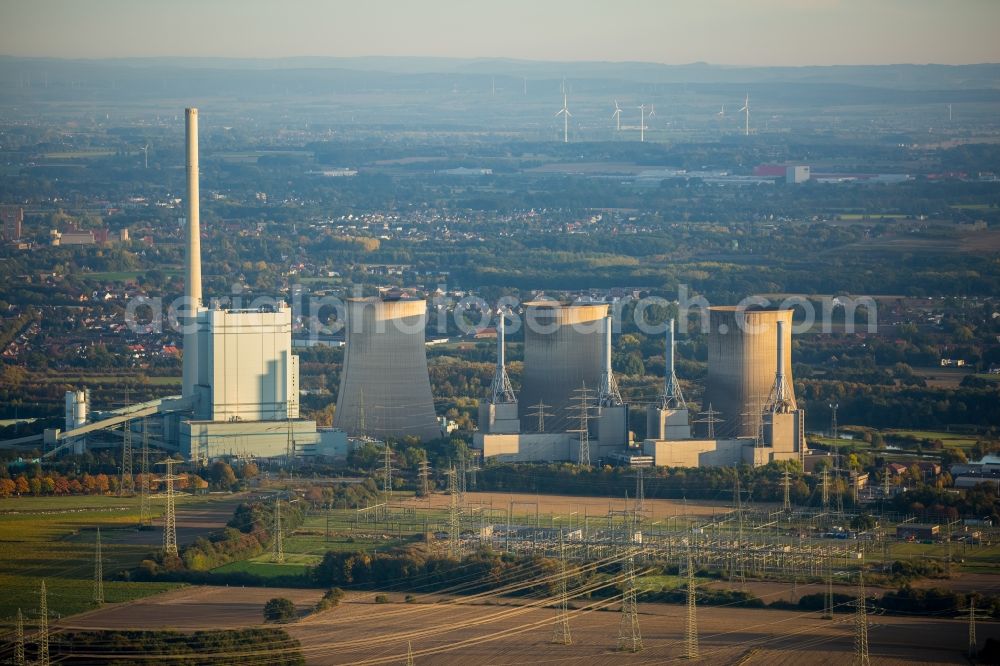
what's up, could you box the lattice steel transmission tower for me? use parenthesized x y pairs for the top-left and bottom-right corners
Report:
(823, 549), (834, 620)
(14, 607), (24, 666)
(829, 402), (839, 441)
(568, 383), (593, 467)
(139, 419), (151, 527)
(418, 459), (431, 497)
(732, 468), (746, 588)
(694, 404), (722, 439)
(93, 527), (104, 605)
(37, 580), (49, 666)
(685, 542), (699, 659)
(381, 442), (395, 500)
(157, 459), (179, 556)
(617, 550), (643, 652)
(634, 467), (645, 516)
(551, 530), (572, 645)
(527, 400), (553, 433)
(782, 468), (792, 511)
(447, 466), (461, 558)
(406, 641), (414, 666)
(854, 570), (870, 666)
(119, 419), (134, 496)
(272, 498), (285, 563)
(966, 596), (990, 658)
(820, 469), (830, 512)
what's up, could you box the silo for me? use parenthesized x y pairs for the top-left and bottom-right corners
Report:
(703, 306), (796, 438)
(334, 297), (440, 441)
(519, 302), (609, 432)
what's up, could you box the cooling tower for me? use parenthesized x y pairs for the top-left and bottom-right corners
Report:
(519, 302), (609, 432)
(334, 297), (440, 441)
(703, 306), (796, 438)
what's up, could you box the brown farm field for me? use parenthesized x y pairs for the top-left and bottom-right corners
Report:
(405, 490), (736, 520)
(61, 586), (986, 665)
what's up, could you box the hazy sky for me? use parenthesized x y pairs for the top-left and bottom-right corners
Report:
(2, 0), (998, 66)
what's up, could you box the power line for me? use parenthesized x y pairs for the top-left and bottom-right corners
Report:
(823, 549), (834, 620)
(93, 527), (104, 606)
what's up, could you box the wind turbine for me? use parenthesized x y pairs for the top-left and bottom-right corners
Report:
(556, 93), (571, 143)
(739, 93), (750, 136)
(140, 144), (149, 169)
(717, 104), (725, 118)
(612, 100), (622, 131)
(491, 77), (496, 97)
(648, 103), (656, 119)
(638, 104), (647, 142)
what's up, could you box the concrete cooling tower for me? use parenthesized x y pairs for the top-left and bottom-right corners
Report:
(703, 306), (796, 438)
(519, 302), (609, 432)
(334, 297), (440, 442)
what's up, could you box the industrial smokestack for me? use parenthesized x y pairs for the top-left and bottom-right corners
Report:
(597, 314), (622, 406)
(488, 308), (516, 404)
(181, 108), (202, 400)
(185, 108), (202, 307)
(775, 320), (785, 383)
(497, 310), (505, 370)
(666, 317), (675, 389)
(660, 317), (686, 409)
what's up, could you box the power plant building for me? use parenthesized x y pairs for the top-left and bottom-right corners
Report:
(175, 107), (318, 461)
(334, 297), (441, 442)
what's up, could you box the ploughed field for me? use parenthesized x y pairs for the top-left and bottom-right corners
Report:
(61, 586), (978, 665)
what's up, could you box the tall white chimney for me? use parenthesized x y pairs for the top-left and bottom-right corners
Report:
(182, 108), (202, 400)
(597, 315), (622, 406)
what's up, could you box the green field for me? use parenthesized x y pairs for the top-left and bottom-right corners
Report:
(0, 494), (238, 620)
(883, 430), (980, 448)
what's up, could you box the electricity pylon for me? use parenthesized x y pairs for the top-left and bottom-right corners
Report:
(822, 549), (834, 620)
(272, 498), (285, 563)
(119, 420), (133, 496)
(14, 608), (24, 666)
(418, 459), (431, 497)
(782, 468), (792, 511)
(37, 580), (49, 666)
(93, 527), (104, 605)
(634, 466), (646, 517)
(732, 468), (746, 588)
(617, 550), (642, 652)
(685, 542), (699, 659)
(568, 383), (593, 467)
(139, 419), (151, 527)
(966, 596), (990, 658)
(694, 403), (722, 439)
(527, 400), (553, 433)
(157, 459), (179, 556)
(381, 442), (394, 500)
(552, 530), (572, 645)
(447, 466), (461, 558)
(855, 570), (870, 666)
(406, 641), (414, 666)
(820, 469), (830, 512)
